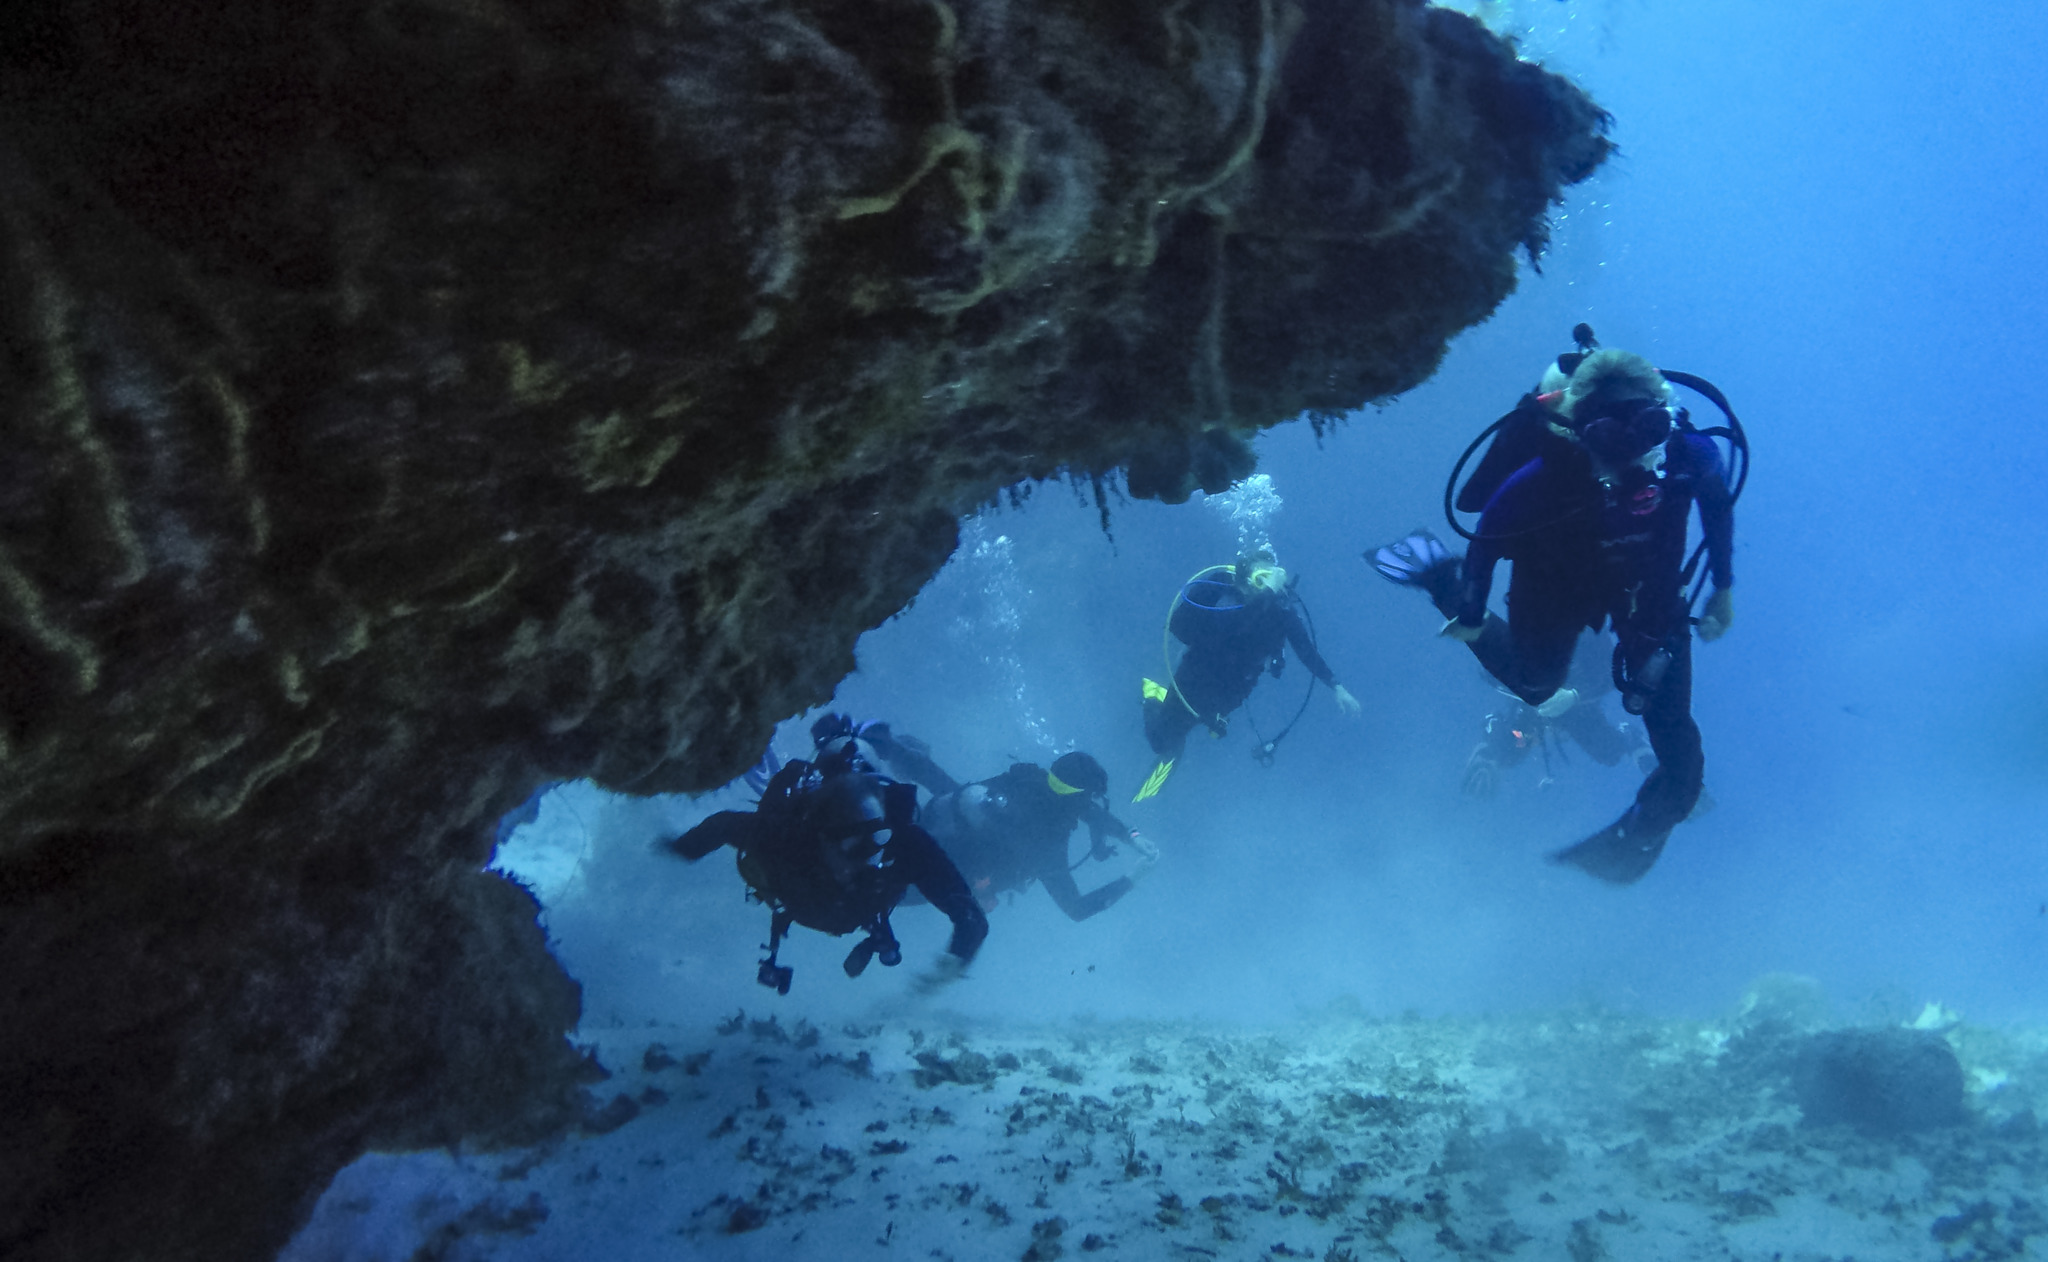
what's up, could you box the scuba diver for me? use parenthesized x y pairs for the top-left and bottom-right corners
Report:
(1459, 636), (1654, 798)
(840, 718), (1158, 919)
(660, 720), (987, 995)
(1135, 549), (1360, 801)
(1370, 326), (1743, 883)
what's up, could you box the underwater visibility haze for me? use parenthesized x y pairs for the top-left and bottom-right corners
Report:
(285, 2), (2048, 1259)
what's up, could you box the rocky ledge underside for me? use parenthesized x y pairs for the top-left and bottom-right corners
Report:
(0, 2), (1607, 1259)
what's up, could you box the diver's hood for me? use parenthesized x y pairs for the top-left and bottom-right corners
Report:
(806, 771), (888, 848)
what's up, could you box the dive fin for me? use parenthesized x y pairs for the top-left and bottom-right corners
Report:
(1132, 759), (1175, 802)
(1368, 531), (1452, 586)
(1547, 809), (1670, 885)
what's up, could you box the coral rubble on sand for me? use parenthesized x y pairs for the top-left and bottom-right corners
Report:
(289, 1010), (2048, 1262)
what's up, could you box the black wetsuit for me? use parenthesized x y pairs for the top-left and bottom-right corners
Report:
(866, 736), (1136, 921)
(1434, 426), (1734, 879)
(1145, 583), (1340, 763)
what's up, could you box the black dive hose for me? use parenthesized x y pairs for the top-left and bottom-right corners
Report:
(1439, 405), (1596, 544)
(1247, 590), (1319, 763)
(1659, 369), (1750, 613)
(1441, 417), (1508, 543)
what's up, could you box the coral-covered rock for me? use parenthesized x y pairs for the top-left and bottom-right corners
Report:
(0, 1), (1607, 1258)
(1794, 1028), (1969, 1136)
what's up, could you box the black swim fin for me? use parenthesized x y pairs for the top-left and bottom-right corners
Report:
(1548, 808), (1670, 885)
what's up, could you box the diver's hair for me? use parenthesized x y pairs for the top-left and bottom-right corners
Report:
(1563, 349), (1672, 418)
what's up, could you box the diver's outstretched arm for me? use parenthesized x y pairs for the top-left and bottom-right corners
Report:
(664, 810), (756, 861)
(1040, 864), (1133, 922)
(892, 824), (988, 962)
(861, 724), (965, 796)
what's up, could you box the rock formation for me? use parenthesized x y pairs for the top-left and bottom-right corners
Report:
(1795, 1029), (1970, 1136)
(0, 1), (1608, 1257)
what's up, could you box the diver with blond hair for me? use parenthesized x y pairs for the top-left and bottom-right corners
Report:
(1371, 326), (1742, 883)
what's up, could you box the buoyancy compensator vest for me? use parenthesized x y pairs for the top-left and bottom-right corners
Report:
(740, 756), (916, 935)
(1442, 323), (1750, 612)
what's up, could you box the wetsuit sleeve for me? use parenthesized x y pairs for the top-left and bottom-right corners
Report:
(1682, 433), (1735, 589)
(1280, 605), (1339, 686)
(1083, 803), (1131, 860)
(1460, 458), (1549, 626)
(861, 727), (964, 795)
(1039, 864), (1133, 922)
(663, 810), (757, 861)
(891, 824), (988, 961)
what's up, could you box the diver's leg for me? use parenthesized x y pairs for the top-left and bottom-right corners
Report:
(1550, 627), (1699, 885)
(1454, 583), (1576, 707)
(1558, 697), (1630, 767)
(1376, 533), (1572, 702)
(1628, 631), (1703, 834)
(1143, 693), (1196, 762)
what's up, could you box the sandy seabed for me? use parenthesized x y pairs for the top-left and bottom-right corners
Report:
(285, 1005), (2048, 1262)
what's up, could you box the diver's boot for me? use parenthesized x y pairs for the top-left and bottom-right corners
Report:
(1368, 531), (1461, 605)
(1548, 807), (1671, 885)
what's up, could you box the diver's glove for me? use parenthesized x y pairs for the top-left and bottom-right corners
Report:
(1697, 587), (1734, 642)
(1330, 683), (1361, 717)
(1535, 687), (1578, 720)
(1439, 616), (1484, 644)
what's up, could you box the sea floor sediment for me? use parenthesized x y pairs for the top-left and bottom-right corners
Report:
(285, 1009), (2048, 1261)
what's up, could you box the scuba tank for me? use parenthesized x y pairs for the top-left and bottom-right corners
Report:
(1156, 561), (1320, 759)
(1167, 565), (1249, 650)
(741, 757), (894, 934)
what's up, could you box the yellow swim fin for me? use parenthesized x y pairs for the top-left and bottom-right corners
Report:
(1132, 759), (1174, 802)
(1141, 677), (1169, 703)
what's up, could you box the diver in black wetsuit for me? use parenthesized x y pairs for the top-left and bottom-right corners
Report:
(847, 723), (1157, 919)
(662, 727), (987, 994)
(1372, 342), (1736, 883)
(1135, 552), (1360, 800)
